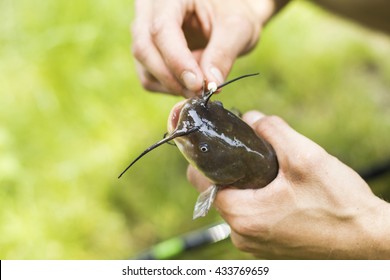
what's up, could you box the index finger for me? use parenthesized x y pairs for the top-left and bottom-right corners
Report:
(151, 0), (204, 91)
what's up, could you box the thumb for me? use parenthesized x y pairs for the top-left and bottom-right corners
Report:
(200, 17), (258, 84)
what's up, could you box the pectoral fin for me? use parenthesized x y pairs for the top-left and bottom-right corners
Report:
(193, 185), (219, 220)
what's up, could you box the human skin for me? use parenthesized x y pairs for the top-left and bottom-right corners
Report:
(131, 0), (390, 259)
(131, 0), (390, 96)
(314, 0), (390, 34)
(187, 111), (390, 259)
(131, 0), (288, 97)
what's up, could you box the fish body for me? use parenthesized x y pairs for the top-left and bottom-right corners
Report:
(119, 74), (278, 219)
(168, 98), (278, 189)
(168, 97), (278, 219)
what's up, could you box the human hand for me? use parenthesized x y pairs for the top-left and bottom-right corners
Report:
(187, 111), (390, 259)
(131, 0), (285, 97)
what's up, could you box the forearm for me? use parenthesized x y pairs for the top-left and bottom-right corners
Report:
(253, 0), (291, 25)
(311, 0), (390, 34)
(328, 196), (390, 259)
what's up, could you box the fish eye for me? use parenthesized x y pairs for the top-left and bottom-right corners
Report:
(199, 143), (209, 153)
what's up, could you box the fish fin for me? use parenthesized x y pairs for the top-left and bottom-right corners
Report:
(193, 185), (219, 220)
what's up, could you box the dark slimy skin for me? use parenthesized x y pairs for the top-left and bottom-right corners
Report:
(168, 98), (278, 189)
(118, 73), (278, 191)
(117, 74), (279, 218)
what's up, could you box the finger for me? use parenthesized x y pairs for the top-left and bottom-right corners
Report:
(242, 111), (328, 171)
(186, 165), (211, 193)
(135, 61), (170, 93)
(136, 72), (177, 95)
(200, 15), (259, 84)
(151, 0), (204, 92)
(135, 61), (195, 97)
(187, 163), (275, 221)
(242, 110), (266, 126)
(132, 33), (185, 95)
(132, 1), (187, 95)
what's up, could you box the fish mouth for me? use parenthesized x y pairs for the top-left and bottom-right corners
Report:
(167, 100), (187, 133)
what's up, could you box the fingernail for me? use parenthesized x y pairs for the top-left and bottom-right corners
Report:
(243, 111), (265, 125)
(210, 67), (224, 84)
(181, 71), (197, 91)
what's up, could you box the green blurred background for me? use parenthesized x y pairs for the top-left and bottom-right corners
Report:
(1, 0), (390, 259)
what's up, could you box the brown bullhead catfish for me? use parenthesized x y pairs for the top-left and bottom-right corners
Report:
(118, 73), (278, 219)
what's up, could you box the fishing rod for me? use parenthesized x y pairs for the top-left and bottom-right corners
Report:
(132, 222), (231, 260)
(358, 158), (390, 181)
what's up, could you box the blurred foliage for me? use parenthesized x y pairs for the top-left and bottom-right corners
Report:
(1, 0), (390, 259)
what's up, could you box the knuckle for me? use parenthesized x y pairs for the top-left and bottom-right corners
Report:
(150, 17), (166, 39)
(210, 49), (233, 74)
(139, 76), (156, 91)
(231, 235), (252, 252)
(132, 42), (148, 63)
(137, 72), (162, 92)
(262, 115), (286, 127)
(295, 148), (327, 171)
(230, 217), (247, 236)
(223, 14), (258, 53)
(289, 147), (329, 182)
(229, 216), (266, 239)
(255, 115), (285, 137)
(229, 219), (270, 253)
(223, 14), (252, 31)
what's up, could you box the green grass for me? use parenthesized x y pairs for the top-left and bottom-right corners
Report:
(1, 0), (390, 259)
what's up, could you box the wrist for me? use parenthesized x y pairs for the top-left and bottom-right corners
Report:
(250, 0), (290, 25)
(366, 198), (390, 259)
(238, 0), (290, 50)
(323, 194), (390, 259)
(342, 196), (390, 259)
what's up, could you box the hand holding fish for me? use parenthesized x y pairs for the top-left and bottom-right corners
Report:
(187, 111), (390, 259)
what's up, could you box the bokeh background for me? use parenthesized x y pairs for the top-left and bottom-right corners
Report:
(1, 0), (390, 259)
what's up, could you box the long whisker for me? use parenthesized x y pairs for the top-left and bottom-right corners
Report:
(163, 132), (177, 146)
(118, 127), (199, 179)
(216, 73), (260, 90)
(203, 73), (259, 105)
